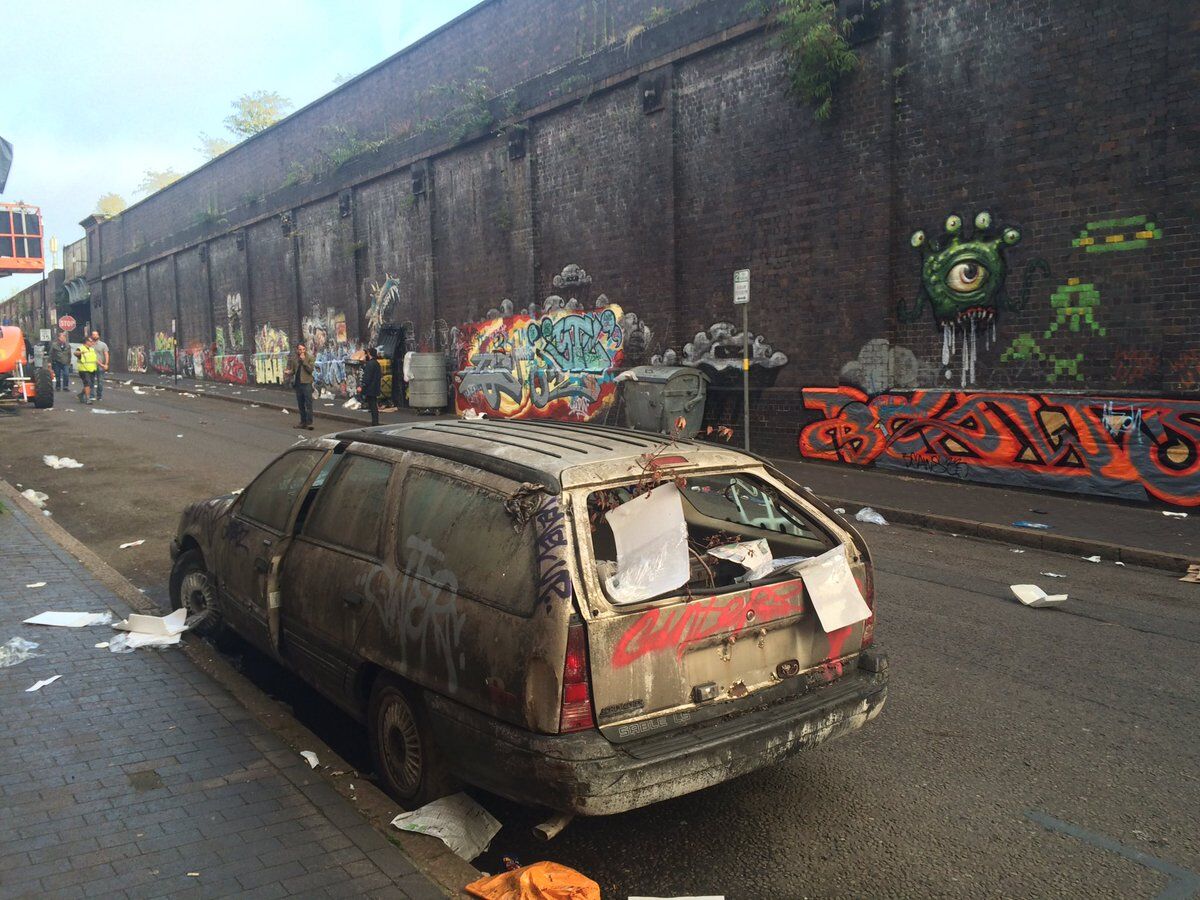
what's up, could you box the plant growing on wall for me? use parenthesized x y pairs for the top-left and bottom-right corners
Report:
(773, 0), (862, 120)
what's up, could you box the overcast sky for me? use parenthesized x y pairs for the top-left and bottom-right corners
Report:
(2, 0), (477, 299)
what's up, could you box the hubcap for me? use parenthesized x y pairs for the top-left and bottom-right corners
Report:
(381, 697), (423, 795)
(180, 569), (214, 616)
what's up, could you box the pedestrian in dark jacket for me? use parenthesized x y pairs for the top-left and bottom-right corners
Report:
(50, 333), (72, 391)
(362, 347), (383, 426)
(284, 342), (315, 430)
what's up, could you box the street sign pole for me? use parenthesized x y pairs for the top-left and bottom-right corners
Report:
(733, 269), (751, 451)
(172, 318), (178, 386)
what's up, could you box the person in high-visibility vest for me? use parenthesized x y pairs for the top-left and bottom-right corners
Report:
(75, 335), (99, 405)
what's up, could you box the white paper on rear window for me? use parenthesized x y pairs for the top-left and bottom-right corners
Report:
(796, 546), (872, 632)
(604, 482), (690, 605)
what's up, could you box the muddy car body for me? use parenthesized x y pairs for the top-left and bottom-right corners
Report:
(171, 420), (887, 814)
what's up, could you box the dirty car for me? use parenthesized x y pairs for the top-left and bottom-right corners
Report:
(170, 420), (887, 814)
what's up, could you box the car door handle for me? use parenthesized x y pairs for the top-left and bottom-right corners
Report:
(342, 591), (366, 607)
(254, 557), (270, 574)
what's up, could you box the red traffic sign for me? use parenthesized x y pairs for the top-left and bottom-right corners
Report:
(58, 315), (76, 332)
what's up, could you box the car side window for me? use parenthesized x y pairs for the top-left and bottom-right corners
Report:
(303, 455), (394, 558)
(397, 470), (537, 616)
(239, 449), (328, 533)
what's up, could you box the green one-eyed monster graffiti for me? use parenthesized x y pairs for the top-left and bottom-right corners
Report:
(900, 211), (1025, 386)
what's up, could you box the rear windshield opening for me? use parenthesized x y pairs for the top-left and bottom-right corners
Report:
(587, 472), (834, 604)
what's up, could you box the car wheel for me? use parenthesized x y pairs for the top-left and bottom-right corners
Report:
(369, 674), (455, 806)
(169, 549), (223, 637)
(33, 368), (54, 409)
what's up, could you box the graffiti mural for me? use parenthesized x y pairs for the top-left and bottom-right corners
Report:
(225, 293), (244, 352)
(453, 267), (650, 421)
(366, 276), (402, 344)
(303, 304), (359, 398)
(126, 346), (147, 373)
(798, 387), (1200, 506)
(254, 324), (290, 385)
(150, 332), (176, 373)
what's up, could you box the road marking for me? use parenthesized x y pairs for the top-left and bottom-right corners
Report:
(1026, 811), (1200, 899)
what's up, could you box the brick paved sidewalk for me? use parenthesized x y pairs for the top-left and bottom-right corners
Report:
(0, 500), (450, 899)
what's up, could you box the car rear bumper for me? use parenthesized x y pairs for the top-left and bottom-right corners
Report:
(425, 650), (888, 815)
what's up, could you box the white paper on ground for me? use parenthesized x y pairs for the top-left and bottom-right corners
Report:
(108, 632), (181, 652)
(113, 607), (187, 636)
(20, 489), (49, 508)
(25, 582), (46, 588)
(24, 611), (111, 628)
(390, 793), (502, 861)
(26, 675), (61, 692)
(119, 540), (146, 549)
(1163, 511), (1188, 518)
(1010, 584), (1067, 607)
(1082, 555), (1101, 563)
(604, 483), (690, 605)
(300, 751), (320, 769)
(43, 455), (84, 469)
(707, 539), (773, 580)
(795, 546), (872, 633)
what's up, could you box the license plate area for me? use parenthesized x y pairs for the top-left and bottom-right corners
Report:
(683, 619), (815, 697)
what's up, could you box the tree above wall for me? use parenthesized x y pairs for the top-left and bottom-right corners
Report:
(224, 91), (294, 138)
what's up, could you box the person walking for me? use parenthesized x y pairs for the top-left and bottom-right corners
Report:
(50, 332), (72, 391)
(285, 341), (315, 430)
(75, 335), (99, 405)
(90, 330), (109, 402)
(362, 347), (382, 426)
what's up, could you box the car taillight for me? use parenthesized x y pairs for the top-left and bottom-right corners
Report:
(856, 562), (876, 649)
(560, 623), (595, 733)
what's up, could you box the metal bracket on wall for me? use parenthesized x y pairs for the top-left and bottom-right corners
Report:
(280, 211), (295, 236)
(507, 126), (527, 161)
(338, 190), (352, 219)
(235, 230), (246, 251)
(411, 161), (429, 198)
(198, 244), (208, 262)
(640, 69), (668, 115)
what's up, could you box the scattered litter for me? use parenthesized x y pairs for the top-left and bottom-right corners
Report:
(708, 539), (773, 581)
(462, 409), (485, 420)
(20, 489), (49, 508)
(390, 793), (502, 861)
(90, 409), (139, 415)
(1082, 555), (1101, 563)
(1009, 549), (1026, 554)
(300, 751), (320, 769)
(43, 510), (52, 517)
(1163, 511), (1188, 519)
(109, 608), (188, 651)
(604, 483), (690, 605)
(343, 399), (361, 410)
(123, 379), (133, 385)
(615, 369), (639, 382)
(833, 507), (846, 515)
(132, 387), (146, 395)
(281, 409), (289, 414)
(43, 455), (84, 469)
(180, 392), (198, 398)
(1179, 564), (1200, 584)
(25, 582), (46, 589)
(119, 540), (145, 549)
(24, 611), (113, 628)
(1114, 561), (1125, 567)
(26, 675), (62, 693)
(187, 872), (200, 877)
(176, 434), (183, 438)
(629, 897), (724, 900)
(94, 642), (110, 649)
(466, 862), (601, 900)
(1039, 572), (1066, 578)
(854, 507), (888, 526)
(0, 637), (40, 668)
(1011, 584), (1067, 608)
(250, 404), (260, 408)
(795, 546), (873, 632)
(1012, 521), (1052, 530)
(323, 403), (333, 407)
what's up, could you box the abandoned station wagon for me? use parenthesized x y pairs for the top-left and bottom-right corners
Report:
(170, 419), (888, 815)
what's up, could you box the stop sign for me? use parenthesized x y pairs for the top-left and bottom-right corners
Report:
(58, 315), (76, 332)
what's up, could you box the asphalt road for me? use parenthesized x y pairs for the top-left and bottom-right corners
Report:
(4, 384), (1199, 899)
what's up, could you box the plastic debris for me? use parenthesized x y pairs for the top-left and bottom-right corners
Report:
(20, 489), (49, 508)
(176, 434), (183, 438)
(854, 507), (888, 526)
(466, 862), (601, 900)
(1009, 549), (1026, 554)
(180, 392), (198, 398)
(25, 611), (113, 628)
(281, 408), (289, 414)
(1012, 521), (1052, 530)
(1115, 561), (1126, 567)
(708, 539), (773, 581)
(25, 582), (46, 588)
(43, 455), (84, 469)
(1163, 511), (1188, 519)
(833, 507), (847, 515)
(1039, 572), (1066, 578)
(1082, 555), (1101, 563)
(90, 409), (139, 414)
(94, 642), (110, 649)
(391, 793), (502, 861)
(343, 399), (361, 410)
(0, 637), (40, 668)
(1180, 564), (1200, 584)
(462, 409), (485, 420)
(1011, 584), (1067, 608)
(26, 675), (62, 692)
(119, 540), (146, 549)
(300, 751), (320, 769)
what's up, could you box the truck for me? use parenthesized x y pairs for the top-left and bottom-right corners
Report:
(0, 325), (53, 410)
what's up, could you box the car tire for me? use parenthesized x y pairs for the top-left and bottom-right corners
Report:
(33, 368), (54, 409)
(169, 549), (223, 637)
(368, 674), (456, 807)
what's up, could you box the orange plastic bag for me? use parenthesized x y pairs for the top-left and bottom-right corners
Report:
(465, 861), (601, 900)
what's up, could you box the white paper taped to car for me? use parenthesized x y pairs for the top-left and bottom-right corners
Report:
(795, 546), (872, 633)
(605, 482), (690, 605)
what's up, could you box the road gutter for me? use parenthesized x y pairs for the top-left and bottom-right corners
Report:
(0, 478), (480, 897)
